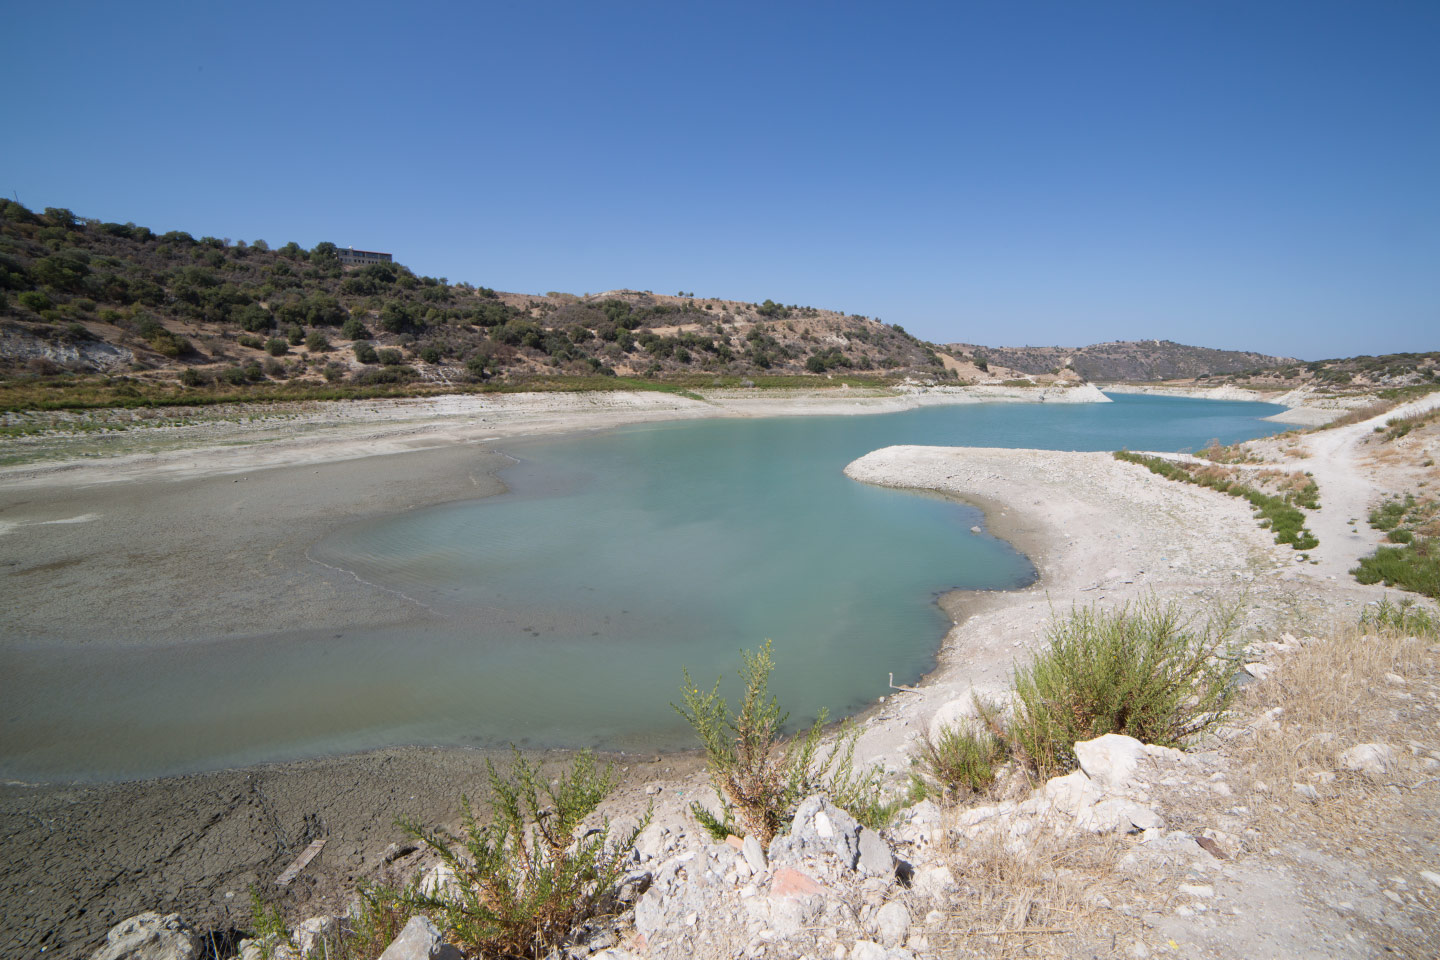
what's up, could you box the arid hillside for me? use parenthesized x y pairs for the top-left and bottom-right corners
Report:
(0, 203), (959, 408)
(945, 339), (1297, 382)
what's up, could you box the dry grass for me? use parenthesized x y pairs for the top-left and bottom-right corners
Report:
(1236, 622), (1436, 824)
(1315, 400), (1397, 432)
(924, 827), (1145, 959)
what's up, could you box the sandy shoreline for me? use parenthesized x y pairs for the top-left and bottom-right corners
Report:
(0, 383), (1363, 958)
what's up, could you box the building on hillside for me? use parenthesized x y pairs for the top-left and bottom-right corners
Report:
(337, 247), (392, 266)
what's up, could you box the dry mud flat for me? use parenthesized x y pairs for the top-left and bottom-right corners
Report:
(0, 748), (701, 959)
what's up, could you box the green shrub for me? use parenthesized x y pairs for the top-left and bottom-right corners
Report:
(402, 750), (644, 960)
(1009, 599), (1240, 778)
(18, 291), (53, 312)
(341, 315), (370, 340)
(916, 703), (1007, 800)
(305, 330), (330, 352)
(1359, 596), (1439, 638)
(353, 341), (378, 364)
(675, 640), (891, 845)
(265, 338), (288, 356)
(247, 886), (293, 959)
(377, 348), (403, 366)
(1352, 538), (1440, 600)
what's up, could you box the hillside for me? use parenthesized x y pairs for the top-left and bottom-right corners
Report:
(1206, 350), (1440, 392)
(0, 203), (957, 408)
(945, 339), (1297, 382)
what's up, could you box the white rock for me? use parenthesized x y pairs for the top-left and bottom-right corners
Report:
(90, 912), (200, 960)
(913, 865), (956, 899)
(1179, 883), (1215, 898)
(928, 695), (980, 742)
(874, 902), (911, 947)
(1074, 734), (1148, 793)
(1243, 662), (1273, 680)
(1419, 871), (1440, 889)
(743, 835), (768, 874)
(295, 917), (337, 956)
(815, 809), (835, 838)
(1292, 783), (1320, 802)
(1043, 770), (1103, 814)
(1337, 743), (1397, 778)
(378, 915), (462, 960)
(419, 863), (460, 901)
(850, 941), (888, 960)
(1082, 799), (1163, 834)
(856, 828), (894, 877)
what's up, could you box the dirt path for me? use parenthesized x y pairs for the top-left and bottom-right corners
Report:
(1290, 392), (1440, 581)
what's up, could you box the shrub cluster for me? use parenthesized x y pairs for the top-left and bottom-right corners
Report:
(917, 599), (1242, 792)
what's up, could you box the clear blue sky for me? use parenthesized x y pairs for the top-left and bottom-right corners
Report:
(5, 1), (1437, 360)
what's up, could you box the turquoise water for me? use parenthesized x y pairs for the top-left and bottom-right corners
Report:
(1, 394), (1288, 780)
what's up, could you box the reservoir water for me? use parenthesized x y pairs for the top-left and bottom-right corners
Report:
(2, 394), (1288, 781)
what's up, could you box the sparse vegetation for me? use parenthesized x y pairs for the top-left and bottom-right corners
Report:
(0, 202), (957, 407)
(1356, 497), (1440, 599)
(1359, 595), (1438, 638)
(674, 640), (892, 845)
(1008, 599), (1241, 778)
(401, 749), (645, 960)
(1113, 451), (1320, 550)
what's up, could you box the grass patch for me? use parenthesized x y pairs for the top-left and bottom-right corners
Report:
(401, 749), (645, 960)
(1008, 599), (1241, 778)
(1114, 451), (1319, 549)
(675, 639), (894, 845)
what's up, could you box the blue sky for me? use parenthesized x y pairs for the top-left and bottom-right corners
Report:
(5, 1), (1436, 360)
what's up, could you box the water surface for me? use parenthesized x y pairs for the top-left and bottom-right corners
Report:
(1, 394), (1288, 780)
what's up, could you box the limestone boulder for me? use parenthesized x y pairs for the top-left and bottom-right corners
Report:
(90, 913), (199, 960)
(1338, 742), (1397, 779)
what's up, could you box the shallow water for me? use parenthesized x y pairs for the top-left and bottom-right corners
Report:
(1, 394), (1288, 781)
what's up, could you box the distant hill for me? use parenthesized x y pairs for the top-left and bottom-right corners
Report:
(944, 339), (1298, 382)
(0, 201), (954, 406)
(1208, 351), (1440, 391)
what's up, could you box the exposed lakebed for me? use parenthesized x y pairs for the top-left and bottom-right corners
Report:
(1, 394), (1287, 781)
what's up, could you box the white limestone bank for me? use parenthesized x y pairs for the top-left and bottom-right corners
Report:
(838, 443), (1300, 766)
(1099, 382), (1365, 426)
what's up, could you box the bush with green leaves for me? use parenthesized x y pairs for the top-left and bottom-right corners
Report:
(353, 341), (378, 364)
(915, 699), (1008, 800)
(675, 639), (892, 845)
(1353, 539), (1440, 600)
(1360, 596), (1438, 638)
(402, 749), (644, 960)
(1009, 598), (1241, 778)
